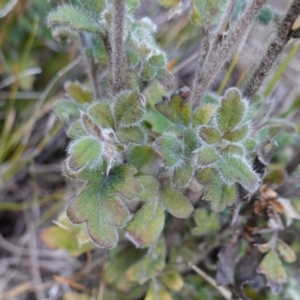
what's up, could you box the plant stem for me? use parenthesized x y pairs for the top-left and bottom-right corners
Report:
(243, 0), (300, 100)
(111, 0), (125, 95)
(192, 0), (267, 108)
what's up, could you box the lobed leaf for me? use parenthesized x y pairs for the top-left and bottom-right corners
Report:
(149, 53), (166, 67)
(199, 126), (221, 144)
(155, 133), (184, 168)
(67, 137), (103, 172)
(197, 147), (219, 165)
(243, 137), (257, 151)
(116, 126), (146, 145)
(216, 88), (246, 132)
(155, 87), (192, 126)
(196, 167), (217, 184)
(218, 156), (260, 193)
(65, 81), (93, 103)
(141, 62), (157, 80)
(66, 165), (141, 248)
(81, 113), (102, 138)
(67, 120), (87, 139)
(125, 201), (165, 248)
(193, 104), (215, 126)
(191, 208), (220, 236)
(113, 89), (146, 127)
(138, 176), (160, 201)
(47, 5), (101, 33)
(183, 128), (199, 157)
(221, 144), (245, 157)
(204, 176), (237, 212)
(172, 164), (193, 188)
(88, 103), (115, 129)
(161, 187), (193, 218)
(54, 99), (81, 122)
(67, 183), (118, 248)
(223, 124), (249, 142)
(126, 238), (166, 284)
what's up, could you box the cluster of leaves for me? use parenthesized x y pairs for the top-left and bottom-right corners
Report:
(155, 87), (259, 212)
(44, 0), (300, 299)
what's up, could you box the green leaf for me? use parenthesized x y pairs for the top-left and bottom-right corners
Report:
(67, 120), (87, 139)
(191, 208), (220, 236)
(65, 81), (93, 104)
(204, 176), (237, 212)
(196, 167), (217, 183)
(218, 156), (260, 192)
(104, 246), (144, 293)
(67, 183), (118, 248)
(161, 187), (193, 218)
(128, 146), (155, 170)
(183, 128), (199, 157)
(116, 126), (146, 145)
(149, 53), (166, 67)
(221, 144), (245, 157)
(138, 176), (160, 201)
(145, 281), (173, 300)
(216, 88), (246, 132)
(243, 137), (257, 151)
(54, 99), (81, 122)
(257, 250), (287, 294)
(197, 147), (219, 165)
(127, 49), (139, 67)
(160, 266), (184, 291)
(125, 201), (165, 248)
(193, 104), (215, 126)
(141, 63), (157, 80)
(172, 164), (193, 188)
(88, 103), (115, 129)
(67, 137), (103, 172)
(47, 5), (101, 34)
(40, 225), (94, 257)
(155, 87), (192, 126)
(66, 165), (141, 248)
(223, 124), (249, 142)
(277, 240), (296, 263)
(113, 89), (145, 127)
(199, 126), (221, 144)
(81, 113), (102, 138)
(126, 238), (166, 284)
(155, 133), (184, 168)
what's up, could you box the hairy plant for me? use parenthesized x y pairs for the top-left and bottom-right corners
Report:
(45, 0), (300, 298)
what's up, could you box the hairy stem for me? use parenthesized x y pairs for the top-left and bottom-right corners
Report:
(111, 0), (125, 94)
(192, 0), (267, 108)
(191, 29), (211, 105)
(192, 0), (237, 106)
(210, 0), (238, 51)
(79, 32), (101, 100)
(243, 0), (300, 100)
